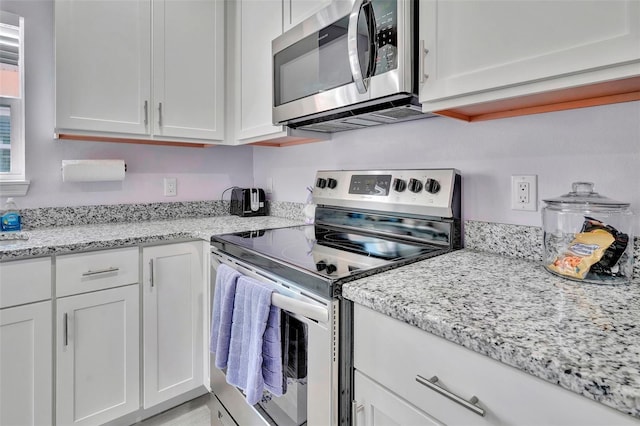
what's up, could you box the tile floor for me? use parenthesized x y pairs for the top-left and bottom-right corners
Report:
(138, 394), (216, 426)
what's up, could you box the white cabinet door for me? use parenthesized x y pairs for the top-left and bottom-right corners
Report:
(419, 0), (640, 108)
(354, 304), (639, 426)
(56, 285), (140, 426)
(153, 0), (224, 141)
(55, 0), (152, 134)
(0, 301), (52, 426)
(354, 371), (442, 426)
(284, 0), (333, 31)
(233, 0), (287, 143)
(142, 242), (204, 408)
(55, 0), (225, 144)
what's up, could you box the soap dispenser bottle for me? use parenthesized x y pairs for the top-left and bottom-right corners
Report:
(1, 198), (22, 232)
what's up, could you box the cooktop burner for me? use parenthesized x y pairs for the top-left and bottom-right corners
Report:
(211, 224), (444, 298)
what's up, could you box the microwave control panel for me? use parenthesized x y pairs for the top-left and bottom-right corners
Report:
(373, 0), (398, 75)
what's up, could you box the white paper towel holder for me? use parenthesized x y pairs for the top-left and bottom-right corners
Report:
(61, 159), (127, 182)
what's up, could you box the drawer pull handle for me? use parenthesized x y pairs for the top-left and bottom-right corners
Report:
(416, 375), (485, 417)
(82, 267), (120, 277)
(150, 259), (154, 288)
(63, 313), (68, 346)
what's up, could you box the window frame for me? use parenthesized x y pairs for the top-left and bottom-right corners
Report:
(0, 11), (29, 196)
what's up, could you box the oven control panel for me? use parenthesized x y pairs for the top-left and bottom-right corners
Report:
(313, 169), (460, 219)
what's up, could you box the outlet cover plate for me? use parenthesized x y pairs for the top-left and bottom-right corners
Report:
(511, 175), (537, 211)
(164, 177), (177, 197)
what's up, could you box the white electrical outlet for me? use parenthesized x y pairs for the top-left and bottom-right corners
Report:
(511, 175), (537, 211)
(164, 177), (177, 197)
(266, 177), (274, 195)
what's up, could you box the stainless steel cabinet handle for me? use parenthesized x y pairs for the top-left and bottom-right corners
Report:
(416, 375), (485, 417)
(63, 313), (68, 346)
(351, 401), (364, 425)
(149, 259), (154, 288)
(158, 102), (163, 127)
(82, 267), (119, 277)
(419, 40), (429, 83)
(144, 100), (149, 126)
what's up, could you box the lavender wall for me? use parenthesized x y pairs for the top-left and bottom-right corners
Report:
(253, 101), (640, 232)
(5, 0), (640, 236)
(5, 0), (254, 209)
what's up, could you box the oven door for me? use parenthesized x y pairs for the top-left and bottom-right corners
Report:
(209, 250), (338, 426)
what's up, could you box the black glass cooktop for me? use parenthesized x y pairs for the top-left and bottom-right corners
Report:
(211, 224), (443, 298)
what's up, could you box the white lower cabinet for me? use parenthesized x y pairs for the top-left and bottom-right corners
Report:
(0, 300), (52, 426)
(0, 257), (52, 426)
(142, 241), (204, 408)
(354, 371), (441, 426)
(56, 284), (140, 426)
(353, 304), (639, 426)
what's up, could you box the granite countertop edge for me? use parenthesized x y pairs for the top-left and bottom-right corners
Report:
(0, 215), (304, 260)
(343, 249), (640, 420)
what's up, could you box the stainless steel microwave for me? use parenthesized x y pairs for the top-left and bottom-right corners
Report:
(272, 0), (434, 133)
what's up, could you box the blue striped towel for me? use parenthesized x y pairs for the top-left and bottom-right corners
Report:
(225, 275), (284, 405)
(210, 264), (241, 369)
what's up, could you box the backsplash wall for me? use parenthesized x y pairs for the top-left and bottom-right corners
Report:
(5, 0), (255, 209)
(6, 0), (640, 237)
(253, 101), (640, 233)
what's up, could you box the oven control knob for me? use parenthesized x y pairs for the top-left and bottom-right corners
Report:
(425, 178), (441, 194)
(408, 178), (423, 193)
(327, 178), (338, 189)
(316, 261), (327, 272)
(316, 177), (327, 189)
(393, 178), (407, 192)
(326, 264), (337, 274)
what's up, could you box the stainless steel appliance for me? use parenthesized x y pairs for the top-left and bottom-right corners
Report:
(272, 0), (435, 133)
(210, 169), (461, 425)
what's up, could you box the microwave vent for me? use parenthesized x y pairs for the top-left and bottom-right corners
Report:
(371, 105), (426, 120)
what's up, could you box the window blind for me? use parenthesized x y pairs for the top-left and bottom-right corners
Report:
(0, 12), (20, 68)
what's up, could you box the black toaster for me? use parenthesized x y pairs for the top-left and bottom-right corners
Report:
(230, 188), (268, 217)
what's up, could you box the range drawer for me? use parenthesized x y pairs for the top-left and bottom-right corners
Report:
(353, 304), (637, 426)
(56, 247), (139, 297)
(0, 257), (52, 308)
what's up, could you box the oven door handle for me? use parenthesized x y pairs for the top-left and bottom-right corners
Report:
(271, 292), (328, 323)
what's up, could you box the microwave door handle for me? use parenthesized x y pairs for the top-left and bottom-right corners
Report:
(348, 0), (368, 94)
(364, 1), (377, 80)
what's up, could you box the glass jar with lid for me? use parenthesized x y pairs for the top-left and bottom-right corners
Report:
(542, 182), (634, 284)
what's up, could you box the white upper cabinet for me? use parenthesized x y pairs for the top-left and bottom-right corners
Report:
(232, 0), (287, 143)
(152, 0), (224, 141)
(419, 0), (640, 118)
(55, 0), (151, 135)
(283, 0), (333, 31)
(55, 0), (224, 144)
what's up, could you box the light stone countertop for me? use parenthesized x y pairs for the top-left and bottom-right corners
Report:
(343, 249), (640, 420)
(4, 215), (638, 420)
(0, 215), (302, 260)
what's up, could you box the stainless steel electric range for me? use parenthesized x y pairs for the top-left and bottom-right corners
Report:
(210, 169), (461, 426)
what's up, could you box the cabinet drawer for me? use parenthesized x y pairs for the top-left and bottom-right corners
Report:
(56, 248), (139, 297)
(354, 304), (637, 426)
(0, 257), (52, 308)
